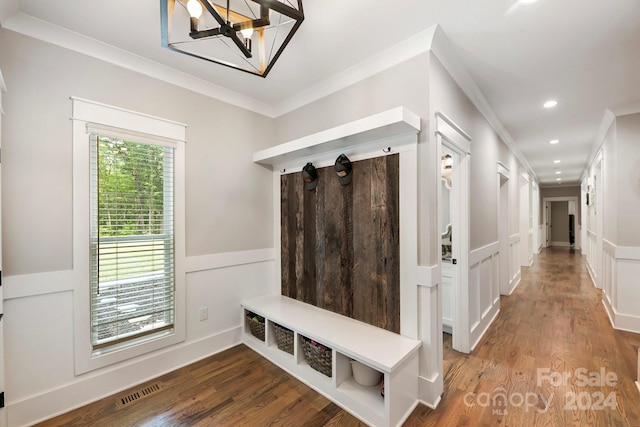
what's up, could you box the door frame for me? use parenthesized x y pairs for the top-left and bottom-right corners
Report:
(542, 196), (580, 249)
(435, 111), (471, 353)
(519, 173), (532, 267)
(497, 162), (510, 295)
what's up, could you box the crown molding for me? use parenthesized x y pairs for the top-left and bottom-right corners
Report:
(1, 12), (275, 117)
(610, 100), (640, 117)
(429, 26), (538, 184)
(0, 0), (18, 24)
(271, 26), (437, 117)
(1, 12), (439, 120)
(585, 109), (615, 172)
(2, 10), (539, 187)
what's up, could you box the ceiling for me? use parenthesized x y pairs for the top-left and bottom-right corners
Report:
(1, 0), (639, 186)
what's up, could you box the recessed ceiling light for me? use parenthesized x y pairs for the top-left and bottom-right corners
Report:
(549, 139), (559, 144)
(543, 100), (558, 108)
(556, 178), (562, 181)
(555, 171), (562, 175)
(554, 160), (561, 164)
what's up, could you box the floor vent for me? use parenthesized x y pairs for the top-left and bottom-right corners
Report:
(116, 383), (163, 409)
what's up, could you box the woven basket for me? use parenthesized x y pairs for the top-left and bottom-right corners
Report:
(301, 336), (332, 377)
(273, 323), (294, 355)
(246, 311), (265, 341)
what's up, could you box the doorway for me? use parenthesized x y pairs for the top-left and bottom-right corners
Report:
(519, 174), (532, 267)
(436, 112), (471, 354)
(542, 196), (580, 250)
(441, 148), (456, 335)
(498, 164), (510, 295)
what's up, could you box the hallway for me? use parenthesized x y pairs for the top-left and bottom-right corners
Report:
(406, 247), (640, 426)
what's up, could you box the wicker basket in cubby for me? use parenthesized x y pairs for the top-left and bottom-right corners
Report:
(301, 336), (332, 377)
(273, 323), (294, 355)
(245, 311), (265, 341)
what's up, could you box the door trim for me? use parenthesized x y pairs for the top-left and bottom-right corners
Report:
(436, 111), (471, 353)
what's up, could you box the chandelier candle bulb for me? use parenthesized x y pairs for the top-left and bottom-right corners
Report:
(187, 0), (203, 18)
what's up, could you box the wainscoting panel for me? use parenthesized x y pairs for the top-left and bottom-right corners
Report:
(603, 240), (615, 304)
(506, 233), (521, 295)
(280, 155), (400, 333)
(3, 250), (276, 427)
(469, 242), (500, 350)
(587, 229), (597, 286)
(601, 240), (640, 334)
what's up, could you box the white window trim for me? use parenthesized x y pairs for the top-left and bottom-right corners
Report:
(72, 97), (186, 375)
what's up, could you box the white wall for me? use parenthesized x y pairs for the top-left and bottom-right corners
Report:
(0, 28), (278, 425)
(586, 111), (640, 334)
(531, 183), (540, 253)
(604, 113), (640, 333)
(0, 29), (275, 274)
(428, 53), (524, 354)
(615, 113), (640, 247)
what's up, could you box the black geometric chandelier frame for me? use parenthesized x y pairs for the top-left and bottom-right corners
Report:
(161, 0), (304, 77)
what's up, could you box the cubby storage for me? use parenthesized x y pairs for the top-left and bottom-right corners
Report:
(244, 310), (265, 341)
(272, 322), (294, 355)
(300, 335), (332, 377)
(241, 295), (421, 427)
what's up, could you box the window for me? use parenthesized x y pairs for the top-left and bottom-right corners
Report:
(90, 135), (175, 350)
(72, 98), (185, 374)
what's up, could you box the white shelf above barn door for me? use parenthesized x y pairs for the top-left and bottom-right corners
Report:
(253, 107), (421, 171)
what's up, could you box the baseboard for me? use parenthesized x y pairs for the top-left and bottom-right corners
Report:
(602, 296), (640, 334)
(470, 305), (500, 352)
(602, 295), (616, 329)
(587, 261), (599, 289)
(418, 373), (443, 409)
(8, 327), (242, 427)
(503, 270), (521, 296)
(610, 311), (640, 334)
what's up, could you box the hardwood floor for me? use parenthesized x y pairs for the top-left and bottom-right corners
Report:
(37, 248), (640, 426)
(404, 247), (640, 427)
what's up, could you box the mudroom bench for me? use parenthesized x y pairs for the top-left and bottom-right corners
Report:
(241, 294), (421, 427)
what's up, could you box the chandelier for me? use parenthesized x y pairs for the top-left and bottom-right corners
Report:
(161, 0), (304, 77)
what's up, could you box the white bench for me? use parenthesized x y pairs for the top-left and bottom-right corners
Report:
(241, 294), (421, 427)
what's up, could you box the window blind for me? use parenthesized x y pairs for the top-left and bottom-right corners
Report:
(90, 133), (175, 350)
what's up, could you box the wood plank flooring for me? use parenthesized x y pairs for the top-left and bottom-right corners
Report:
(37, 248), (640, 426)
(404, 247), (640, 427)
